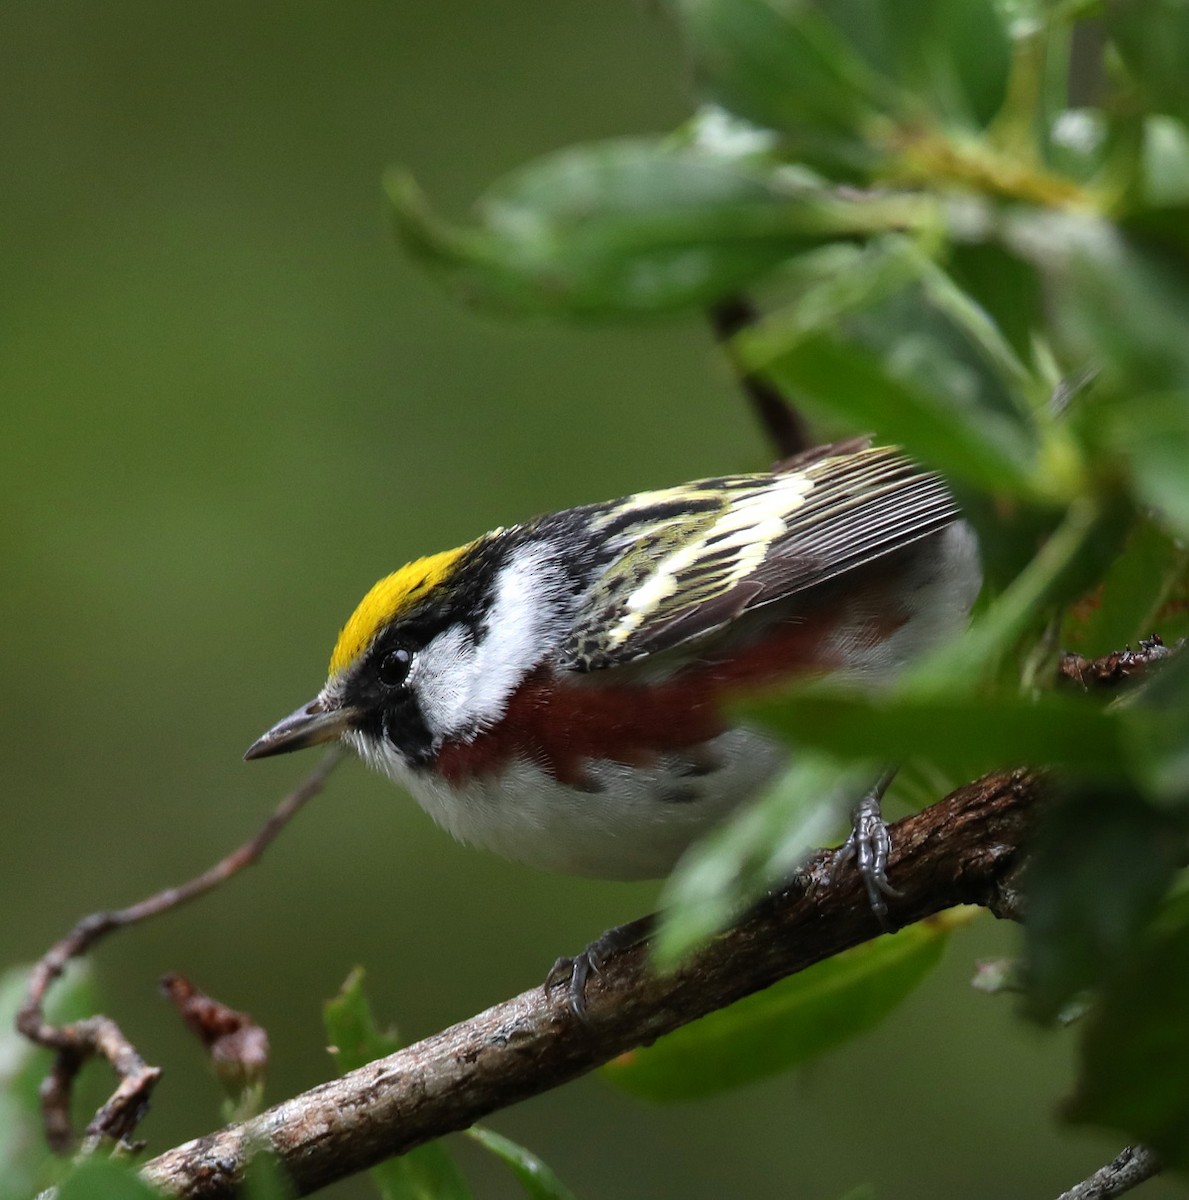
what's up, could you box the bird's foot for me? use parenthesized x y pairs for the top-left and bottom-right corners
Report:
(830, 775), (901, 928)
(544, 914), (654, 1020)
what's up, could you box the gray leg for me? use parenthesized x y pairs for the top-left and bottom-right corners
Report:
(831, 768), (900, 926)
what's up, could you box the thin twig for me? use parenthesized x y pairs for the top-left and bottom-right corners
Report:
(140, 769), (1042, 1199)
(1055, 1144), (1162, 1200)
(16, 748), (342, 1151)
(709, 295), (814, 458)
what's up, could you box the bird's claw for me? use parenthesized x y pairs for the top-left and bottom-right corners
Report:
(544, 951), (601, 1021)
(543, 915), (653, 1021)
(830, 789), (900, 928)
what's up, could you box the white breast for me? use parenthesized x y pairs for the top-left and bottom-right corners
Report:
(394, 727), (788, 880)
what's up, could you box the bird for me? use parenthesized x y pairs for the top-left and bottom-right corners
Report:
(245, 440), (981, 1013)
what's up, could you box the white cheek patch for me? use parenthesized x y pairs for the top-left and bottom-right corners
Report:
(411, 625), (476, 738)
(413, 543), (572, 743)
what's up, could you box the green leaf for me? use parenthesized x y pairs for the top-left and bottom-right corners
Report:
(757, 330), (1043, 497)
(945, 241), (1044, 372)
(324, 967), (401, 1068)
(1048, 231), (1189, 542)
(1107, 392), (1189, 542)
(910, 255), (1037, 403)
(673, 0), (1009, 172)
(730, 237), (922, 364)
(1022, 786), (1184, 1024)
(739, 688), (1130, 783)
(1063, 518), (1189, 655)
(604, 915), (958, 1101)
(324, 971), (471, 1200)
(243, 1151), (294, 1200)
(466, 1127), (578, 1200)
(1142, 116), (1189, 208)
(827, 0), (1010, 129)
(57, 1159), (166, 1200)
(1106, 0), (1189, 125)
(1055, 227), (1189, 394)
(672, 0), (892, 172)
(387, 142), (936, 316)
(1066, 887), (1189, 1165)
(736, 240), (1039, 415)
(1121, 201), (1189, 265)
(655, 752), (873, 966)
(1126, 653), (1189, 806)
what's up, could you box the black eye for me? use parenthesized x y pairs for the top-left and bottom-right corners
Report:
(377, 647), (412, 689)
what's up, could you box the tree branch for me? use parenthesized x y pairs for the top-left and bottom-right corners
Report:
(1058, 636), (1176, 690)
(1055, 1144), (1162, 1200)
(141, 768), (1042, 1198)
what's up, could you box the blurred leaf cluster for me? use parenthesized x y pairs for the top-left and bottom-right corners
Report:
(390, 0), (1189, 1175)
(606, 910), (964, 1101)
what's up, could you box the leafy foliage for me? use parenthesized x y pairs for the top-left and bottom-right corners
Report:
(391, 0), (1189, 1171)
(1066, 887), (1189, 1166)
(325, 970), (472, 1200)
(1022, 787), (1184, 1025)
(606, 915), (959, 1101)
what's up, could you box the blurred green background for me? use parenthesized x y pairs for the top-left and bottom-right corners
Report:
(2, 4), (1177, 1197)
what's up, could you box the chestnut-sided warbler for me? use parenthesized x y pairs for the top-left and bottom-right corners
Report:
(247, 442), (980, 1009)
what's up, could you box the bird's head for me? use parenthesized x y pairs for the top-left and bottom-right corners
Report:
(245, 530), (573, 776)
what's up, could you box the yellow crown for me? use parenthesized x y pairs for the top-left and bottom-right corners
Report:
(329, 544), (470, 675)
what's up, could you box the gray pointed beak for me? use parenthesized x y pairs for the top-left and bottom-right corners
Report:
(244, 696), (356, 761)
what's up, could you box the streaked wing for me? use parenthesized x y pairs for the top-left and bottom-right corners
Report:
(559, 445), (959, 671)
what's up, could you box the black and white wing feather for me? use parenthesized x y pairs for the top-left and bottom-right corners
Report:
(559, 445), (959, 671)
